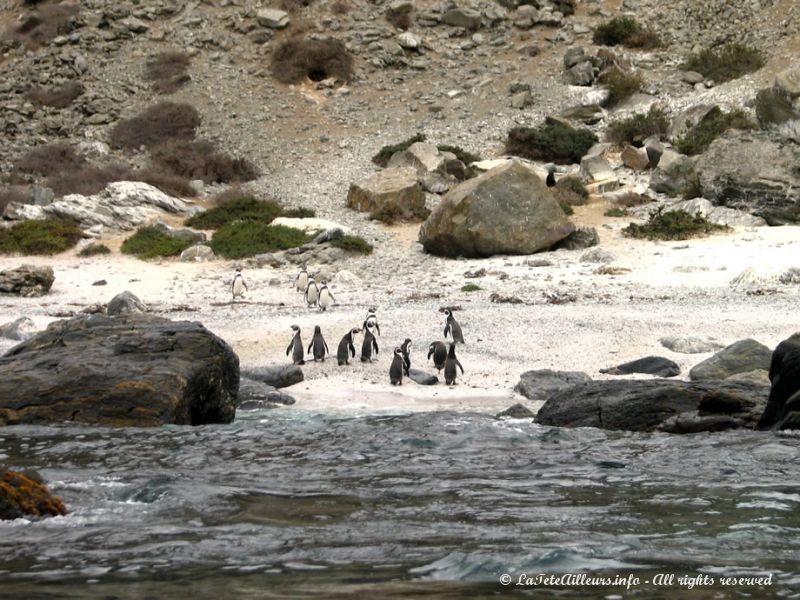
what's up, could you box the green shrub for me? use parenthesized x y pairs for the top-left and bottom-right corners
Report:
(593, 16), (652, 47)
(437, 144), (481, 165)
(0, 218), (83, 255)
(185, 197), (282, 229)
(281, 207), (316, 218)
(558, 200), (575, 216)
(598, 67), (643, 108)
(683, 43), (764, 83)
(330, 234), (373, 255)
(372, 133), (427, 167)
(121, 227), (191, 259)
(604, 207), (628, 217)
(505, 121), (598, 164)
(78, 243), (111, 257)
(607, 106), (670, 145)
(210, 222), (310, 258)
(675, 107), (755, 156)
(555, 175), (588, 199)
(623, 209), (729, 241)
(461, 283), (481, 292)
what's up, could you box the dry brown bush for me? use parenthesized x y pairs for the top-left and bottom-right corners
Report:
(149, 140), (259, 184)
(9, 3), (79, 49)
(0, 186), (31, 214)
(133, 167), (196, 198)
(46, 164), (131, 197)
(14, 143), (86, 176)
(145, 52), (191, 95)
(271, 37), (353, 83)
(386, 6), (411, 30)
(25, 81), (84, 108)
(110, 102), (200, 150)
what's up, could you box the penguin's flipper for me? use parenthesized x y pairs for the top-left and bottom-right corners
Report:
(443, 323), (450, 339)
(375, 322), (381, 336)
(427, 346), (434, 360)
(307, 340), (314, 355)
(324, 341), (329, 355)
(286, 341), (293, 356)
(349, 342), (356, 358)
(456, 359), (464, 375)
(373, 338), (379, 354)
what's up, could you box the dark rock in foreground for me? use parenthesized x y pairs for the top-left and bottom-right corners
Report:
(0, 264), (55, 297)
(600, 356), (680, 378)
(0, 470), (67, 520)
(496, 403), (536, 419)
(237, 377), (296, 410)
(535, 379), (768, 433)
(0, 314), (238, 427)
(758, 333), (800, 430)
(241, 365), (304, 388)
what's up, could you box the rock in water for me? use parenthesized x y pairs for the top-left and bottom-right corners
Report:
(0, 265), (55, 297)
(600, 356), (680, 378)
(0, 314), (239, 427)
(758, 333), (800, 430)
(496, 403), (536, 419)
(0, 470), (67, 520)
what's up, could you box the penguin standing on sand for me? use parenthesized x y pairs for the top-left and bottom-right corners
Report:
(305, 277), (319, 308)
(363, 307), (381, 337)
(286, 325), (305, 365)
(295, 265), (309, 293)
(390, 347), (405, 386)
(545, 164), (556, 188)
(427, 341), (447, 372)
(337, 327), (361, 366)
(443, 309), (465, 344)
(231, 267), (248, 302)
(318, 281), (335, 312)
(444, 343), (464, 385)
(361, 321), (379, 362)
(307, 325), (329, 362)
(400, 338), (412, 376)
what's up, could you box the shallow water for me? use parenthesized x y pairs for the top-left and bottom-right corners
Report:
(1, 409), (799, 599)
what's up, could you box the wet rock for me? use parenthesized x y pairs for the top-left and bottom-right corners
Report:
(237, 377), (296, 409)
(0, 470), (67, 520)
(600, 356), (681, 378)
(515, 369), (592, 402)
(107, 291), (147, 316)
(689, 338), (773, 381)
(241, 365), (304, 388)
(496, 403), (536, 419)
(0, 265), (55, 297)
(758, 333), (800, 430)
(0, 314), (239, 427)
(0, 316), (38, 341)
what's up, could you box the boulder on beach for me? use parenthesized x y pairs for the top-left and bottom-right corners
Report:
(107, 290), (148, 316)
(0, 265), (55, 297)
(346, 166), (428, 222)
(241, 365), (304, 388)
(758, 333), (800, 430)
(0, 313), (239, 427)
(689, 338), (772, 381)
(418, 160), (574, 258)
(237, 377), (296, 410)
(0, 470), (67, 521)
(515, 369), (592, 402)
(600, 356), (680, 378)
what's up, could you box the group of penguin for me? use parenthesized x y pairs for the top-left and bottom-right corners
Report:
(231, 265), (335, 311)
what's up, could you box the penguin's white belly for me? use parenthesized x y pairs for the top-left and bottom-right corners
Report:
(232, 279), (245, 297)
(296, 274), (308, 292)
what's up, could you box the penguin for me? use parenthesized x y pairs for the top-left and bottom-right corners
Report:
(444, 343), (464, 385)
(337, 327), (361, 366)
(295, 265), (309, 293)
(361, 321), (379, 362)
(363, 307), (381, 337)
(318, 280), (335, 312)
(443, 309), (465, 344)
(304, 277), (319, 308)
(285, 325), (305, 365)
(307, 325), (329, 362)
(545, 164), (556, 188)
(389, 347), (404, 386)
(230, 267), (248, 302)
(427, 341), (447, 372)
(400, 337), (412, 376)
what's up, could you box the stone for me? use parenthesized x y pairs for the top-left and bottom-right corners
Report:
(580, 248), (614, 263)
(667, 104), (719, 143)
(152, 221), (206, 243)
(681, 71), (704, 84)
(347, 166), (428, 221)
(496, 403), (536, 419)
(240, 365), (304, 388)
(644, 136), (664, 168)
(418, 160), (574, 258)
(689, 338), (773, 381)
(758, 333), (800, 430)
(563, 47), (586, 69)
(620, 144), (650, 171)
(408, 368), (438, 385)
(0, 314), (239, 427)
(755, 87), (800, 128)
(397, 32), (421, 50)
(649, 148), (695, 196)
(566, 61), (595, 86)
(600, 356), (681, 378)
(665, 198), (767, 227)
(256, 9), (290, 29)
(0, 470), (67, 520)
(580, 154), (614, 182)
(515, 369), (592, 402)
(0, 265), (55, 297)
(561, 103), (604, 125)
(180, 244), (216, 262)
(442, 8), (482, 30)
(107, 291), (148, 316)
(775, 66), (800, 98)
(510, 90), (533, 109)
(387, 142), (447, 177)
(552, 227), (599, 251)
(237, 377), (296, 409)
(779, 268), (800, 284)
(0, 316), (38, 341)
(659, 336), (725, 354)
(535, 379), (768, 433)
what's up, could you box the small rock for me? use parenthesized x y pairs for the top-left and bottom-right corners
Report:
(600, 356), (680, 378)
(496, 403), (536, 419)
(0, 317), (38, 341)
(0, 265), (55, 297)
(107, 291), (147, 316)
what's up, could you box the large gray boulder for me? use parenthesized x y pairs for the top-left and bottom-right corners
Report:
(418, 160), (574, 257)
(758, 333), (800, 430)
(346, 167), (428, 221)
(689, 338), (772, 381)
(107, 291), (148, 316)
(0, 314), (239, 427)
(649, 148), (695, 196)
(535, 379), (768, 433)
(515, 369), (592, 402)
(386, 142), (447, 178)
(693, 130), (800, 225)
(0, 265), (55, 297)
(241, 365), (304, 388)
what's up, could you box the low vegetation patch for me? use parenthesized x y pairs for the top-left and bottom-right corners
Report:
(281, 207), (316, 218)
(604, 207), (629, 217)
(0, 218), (83, 255)
(557, 200), (574, 216)
(437, 144), (481, 165)
(145, 52), (191, 95)
(271, 37), (354, 84)
(552, 176), (589, 210)
(14, 143), (86, 176)
(555, 175), (588, 199)
(372, 133), (427, 167)
(133, 167), (196, 198)
(47, 164), (131, 197)
(0, 186), (30, 214)
(683, 43), (764, 83)
(623, 209), (729, 241)
(149, 140), (259, 184)
(78, 243), (111, 257)
(612, 192), (654, 207)
(330, 234), (373, 255)
(110, 102), (200, 150)
(598, 67), (643, 108)
(593, 16), (660, 49)
(185, 197), (282, 229)
(607, 106), (669, 145)
(386, 5), (411, 30)
(461, 283), (481, 292)
(25, 81), (84, 108)
(505, 121), (598, 164)
(121, 226), (191, 259)
(674, 107), (754, 156)
(210, 222), (311, 259)
(8, 3), (79, 50)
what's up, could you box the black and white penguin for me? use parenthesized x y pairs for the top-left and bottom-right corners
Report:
(307, 325), (329, 362)
(295, 265), (309, 293)
(318, 281), (335, 312)
(285, 324), (305, 365)
(444, 343), (464, 385)
(231, 267), (248, 302)
(443, 309), (465, 344)
(545, 164), (556, 188)
(361, 321), (379, 362)
(427, 341), (447, 372)
(337, 327), (361, 366)
(389, 347), (404, 386)
(363, 307), (381, 337)
(400, 337), (412, 376)
(305, 277), (319, 308)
